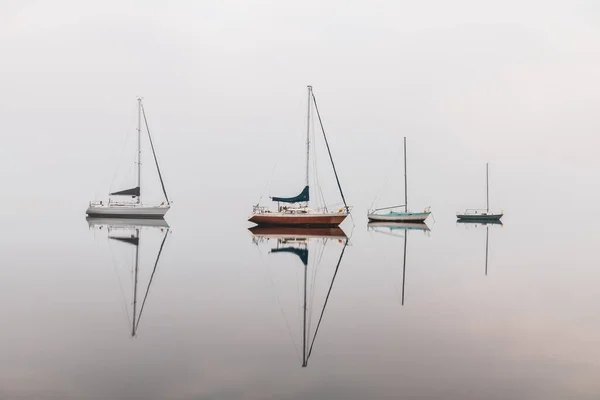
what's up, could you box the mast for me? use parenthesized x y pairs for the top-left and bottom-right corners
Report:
(486, 163), (489, 214)
(131, 228), (140, 337)
(137, 98), (142, 204)
(305, 86), (312, 206)
(404, 137), (408, 211)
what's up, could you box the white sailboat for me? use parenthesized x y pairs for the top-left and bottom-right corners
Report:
(86, 98), (171, 219)
(368, 137), (431, 222)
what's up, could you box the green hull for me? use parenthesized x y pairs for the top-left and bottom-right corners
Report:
(456, 213), (502, 222)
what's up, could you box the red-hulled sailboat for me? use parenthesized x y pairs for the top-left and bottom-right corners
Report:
(248, 86), (350, 228)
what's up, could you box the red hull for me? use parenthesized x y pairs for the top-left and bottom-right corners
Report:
(248, 213), (347, 227)
(248, 225), (346, 238)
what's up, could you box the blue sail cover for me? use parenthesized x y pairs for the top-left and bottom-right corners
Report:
(272, 186), (309, 203)
(271, 247), (309, 266)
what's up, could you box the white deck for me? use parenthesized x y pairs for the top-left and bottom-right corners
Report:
(367, 212), (430, 222)
(86, 203), (170, 218)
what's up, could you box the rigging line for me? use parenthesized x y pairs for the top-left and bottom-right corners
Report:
(370, 146), (403, 210)
(311, 91), (349, 212)
(311, 112), (327, 211)
(306, 239), (348, 363)
(307, 239), (325, 335)
(258, 163), (277, 204)
(141, 103), (170, 203)
(261, 243), (302, 361)
(134, 229), (169, 332)
(108, 117), (135, 194)
(108, 238), (132, 327)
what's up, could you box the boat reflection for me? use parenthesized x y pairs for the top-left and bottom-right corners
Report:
(87, 217), (170, 337)
(456, 220), (502, 275)
(249, 226), (348, 368)
(368, 221), (429, 305)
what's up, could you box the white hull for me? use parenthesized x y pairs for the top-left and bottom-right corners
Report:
(367, 221), (430, 231)
(367, 212), (430, 222)
(86, 204), (170, 219)
(86, 217), (170, 228)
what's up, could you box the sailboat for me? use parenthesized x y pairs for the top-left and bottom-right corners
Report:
(457, 163), (503, 221)
(367, 137), (431, 222)
(87, 217), (170, 337)
(368, 222), (428, 305)
(86, 98), (171, 219)
(249, 226), (348, 367)
(248, 86), (350, 228)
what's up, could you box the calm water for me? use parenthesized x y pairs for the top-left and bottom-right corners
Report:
(2, 205), (600, 400)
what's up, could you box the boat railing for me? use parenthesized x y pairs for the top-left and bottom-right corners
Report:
(89, 200), (170, 208)
(461, 208), (492, 215)
(252, 205), (270, 214)
(368, 205), (406, 214)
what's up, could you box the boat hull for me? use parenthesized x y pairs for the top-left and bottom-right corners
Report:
(367, 212), (430, 222)
(248, 213), (348, 227)
(86, 217), (170, 228)
(86, 205), (170, 219)
(367, 221), (430, 231)
(248, 226), (346, 239)
(456, 214), (502, 222)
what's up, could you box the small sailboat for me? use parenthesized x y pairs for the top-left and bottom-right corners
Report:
(87, 217), (170, 337)
(86, 98), (171, 219)
(457, 163), (503, 221)
(248, 86), (350, 228)
(249, 227), (348, 367)
(368, 137), (431, 222)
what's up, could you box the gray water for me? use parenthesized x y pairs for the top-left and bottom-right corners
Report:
(2, 202), (600, 399)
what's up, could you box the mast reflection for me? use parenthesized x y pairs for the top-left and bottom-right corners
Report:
(249, 226), (348, 368)
(87, 217), (170, 337)
(456, 220), (502, 275)
(368, 221), (429, 305)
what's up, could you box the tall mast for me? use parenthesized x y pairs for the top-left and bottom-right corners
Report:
(404, 137), (408, 211)
(305, 86), (312, 206)
(137, 98), (142, 204)
(486, 163), (489, 214)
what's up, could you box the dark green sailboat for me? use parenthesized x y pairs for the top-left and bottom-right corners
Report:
(457, 163), (503, 222)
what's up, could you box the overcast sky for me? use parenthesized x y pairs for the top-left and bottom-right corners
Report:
(2, 0), (600, 221)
